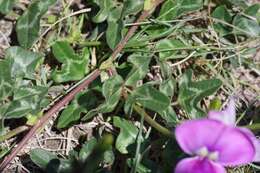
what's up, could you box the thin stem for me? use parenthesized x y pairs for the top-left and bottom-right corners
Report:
(79, 41), (101, 46)
(0, 126), (29, 143)
(131, 111), (144, 173)
(133, 105), (173, 138)
(244, 124), (260, 131)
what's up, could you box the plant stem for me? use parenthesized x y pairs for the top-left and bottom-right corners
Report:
(133, 105), (173, 138)
(244, 124), (260, 131)
(0, 69), (101, 171)
(80, 41), (101, 46)
(131, 112), (144, 173)
(0, 126), (29, 143)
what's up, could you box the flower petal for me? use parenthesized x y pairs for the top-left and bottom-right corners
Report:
(238, 128), (260, 162)
(208, 99), (236, 125)
(175, 119), (225, 155)
(252, 138), (260, 162)
(174, 157), (226, 173)
(213, 127), (255, 166)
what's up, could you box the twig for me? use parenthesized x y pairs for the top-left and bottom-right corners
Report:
(0, 0), (165, 170)
(0, 69), (100, 170)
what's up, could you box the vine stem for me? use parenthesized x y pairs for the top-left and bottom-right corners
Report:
(0, 0), (165, 170)
(133, 105), (173, 138)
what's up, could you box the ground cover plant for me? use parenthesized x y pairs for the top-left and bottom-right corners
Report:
(0, 0), (259, 172)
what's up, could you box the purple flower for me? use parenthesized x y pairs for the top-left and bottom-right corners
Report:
(174, 99), (260, 173)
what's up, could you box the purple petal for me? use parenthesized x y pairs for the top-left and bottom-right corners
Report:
(175, 119), (226, 155)
(252, 138), (260, 162)
(175, 119), (255, 166)
(174, 157), (226, 173)
(238, 128), (260, 162)
(213, 126), (255, 166)
(208, 99), (236, 125)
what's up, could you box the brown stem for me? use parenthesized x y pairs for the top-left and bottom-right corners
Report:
(110, 10), (150, 61)
(0, 69), (100, 171)
(0, 0), (165, 170)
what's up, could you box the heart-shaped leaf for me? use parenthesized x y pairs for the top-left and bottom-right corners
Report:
(51, 41), (90, 83)
(16, 0), (57, 48)
(211, 5), (232, 36)
(82, 75), (123, 120)
(4, 86), (48, 119)
(158, 78), (177, 126)
(126, 84), (170, 113)
(156, 39), (186, 60)
(233, 15), (260, 37)
(57, 90), (99, 129)
(5, 46), (43, 79)
(30, 148), (58, 169)
(177, 69), (222, 118)
(125, 54), (151, 86)
(113, 116), (139, 154)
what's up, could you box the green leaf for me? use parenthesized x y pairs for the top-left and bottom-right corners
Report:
(127, 158), (151, 173)
(57, 104), (85, 129)
(122, 0), (144, 17)
(211, 5), (232, 36)
(106, 6), (123, 49)
(79, 138), (97, 161)
(57, 90), (98, 128)
(155, 39), (186, 60)
(125, 54), (151, 86)
(126, 84), (170, 113)
(5, 46), (43, 79)
(82, 75), (123, 120)
(4, 86), (48, 119)
(16, 0), (57, 48)
(103, 149), (115, 166)
(106, 20), (123, 49)
(81, 134), (114, 172)
(30, 148), (72, 173)
(92, 0), (114, 23)
(51, 41), (90, 83)
(159, 0), (203, 20)
(30, 148), (58, 169)
(233, 15), (260, 37)
(0, 0), (15, 14)
(246, 4), (260, 23)
(159, 78), (175, 97)
(245, 4), (260, 18)
(113, 116), (139, 154)
(0, 59), (13, 101)
(158, 78), (177, 126)
(177, 69), (222, 118)
(158, 106), (177, 126)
